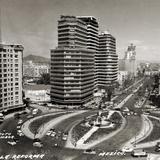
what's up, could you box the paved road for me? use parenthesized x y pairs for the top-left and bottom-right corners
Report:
(0, 78), (154, 160)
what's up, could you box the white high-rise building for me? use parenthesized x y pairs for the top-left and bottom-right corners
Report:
(0, 44), (23, 109)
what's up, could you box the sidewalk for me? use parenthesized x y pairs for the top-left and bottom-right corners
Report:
(76, 126), (99, 146)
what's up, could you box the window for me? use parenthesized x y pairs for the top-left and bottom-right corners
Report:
(15, 73), (19, 76)
(4, 89), (7, 92)
(3, 49), (6, 53)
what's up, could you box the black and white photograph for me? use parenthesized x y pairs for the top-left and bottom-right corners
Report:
(0, 0), (160, 159)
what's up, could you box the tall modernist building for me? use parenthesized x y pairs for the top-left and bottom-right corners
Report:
(97, 31), (118, 88)
(0, 44), (23, 109)
(124, 44), (137, 77)
(77, 16), (99, 88)
(50, 15), (94, 105)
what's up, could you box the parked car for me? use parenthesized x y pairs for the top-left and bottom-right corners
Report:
(18, 119), (23, 124)
(33, 138), (43, 148)
(0, 113), (4, 122)
(122, 147), (133, 152)
(32, 109), (38, 115)
(7, 138), (19, 146)
(62, 132), (68, 140)
(131, 149), (147, 157)
(155, 142), (160, 152)
(83, 149), (96, 154)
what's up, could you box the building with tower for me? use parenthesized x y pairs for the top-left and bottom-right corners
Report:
(124, 44), (137, 77)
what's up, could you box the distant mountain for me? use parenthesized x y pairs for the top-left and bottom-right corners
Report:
(23, 54), (50, 64)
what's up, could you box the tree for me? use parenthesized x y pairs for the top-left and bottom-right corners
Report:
(23, 98), (31, 108)
(38, 73), (50, 85)
(105, 85), (114, 101)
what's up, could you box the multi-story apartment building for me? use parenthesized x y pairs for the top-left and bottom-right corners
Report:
(0, 44), (23, 109)
(23, 61), (50, 78)
(97, 31), (118, 88)
(50, 15), (94, 105)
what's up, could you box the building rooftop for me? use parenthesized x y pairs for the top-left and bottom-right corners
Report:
(23, 85), (50, 91)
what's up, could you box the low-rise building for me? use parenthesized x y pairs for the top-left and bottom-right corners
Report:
(23, 85), (50, 102)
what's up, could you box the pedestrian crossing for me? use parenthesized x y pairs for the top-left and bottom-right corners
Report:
(98, 151), (126, 157)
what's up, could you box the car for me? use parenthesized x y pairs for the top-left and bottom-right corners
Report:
(155, 147), (160, 152)
(7, 138), (19, 146)
(17, 129), (24, 136)
(17, 125), (21, 129)
(46, 130), (52, 136)
(18, 132), (24, 136)
(51, 132), (56, 137)
(27, 115), (34, 119)
(62, 132), (68, 140)
(32, 109), (38, 115)
(156, 142), (160, 147)
(122, 147), (133, 153)
(18, 119), (23, 124)
(131, 149), (147, 157)
(83, 149), (96, 154)
(144, 111), (150, 115)
(155, 142), (160, 152)
(33, 138), (43, 148)
(7, 141), (16, 146)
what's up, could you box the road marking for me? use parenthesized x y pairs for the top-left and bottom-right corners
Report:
(98, 151), (126, 156)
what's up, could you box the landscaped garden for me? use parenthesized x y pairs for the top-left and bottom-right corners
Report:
(71, 111), (123, 145)
(84, 112), (122, 144)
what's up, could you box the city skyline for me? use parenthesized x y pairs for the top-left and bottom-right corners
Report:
(1, 0), (160, 62)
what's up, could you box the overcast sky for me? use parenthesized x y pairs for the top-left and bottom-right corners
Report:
(1, 0), (160, 62)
